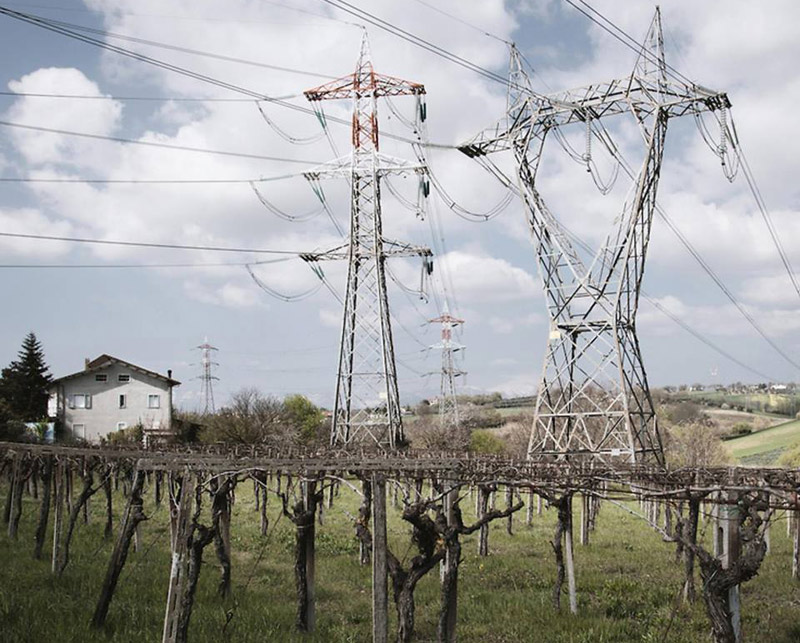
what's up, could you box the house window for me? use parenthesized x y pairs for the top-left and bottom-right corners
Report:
(95, 374), (108, 382)
(73, 423), (86, 439)
(118, 374), (130, 383)
(70, 394), (92, 409)
(116, 422), (127, 431)
(119, 394), (127, 409)
(148, 394), (160, 409)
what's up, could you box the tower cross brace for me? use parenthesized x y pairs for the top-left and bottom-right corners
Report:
(460, 10), (730, 465)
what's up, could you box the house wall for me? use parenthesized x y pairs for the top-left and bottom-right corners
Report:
(48, 362), (173, 443)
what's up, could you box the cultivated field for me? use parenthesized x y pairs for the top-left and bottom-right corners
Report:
(725, 419), (800, 465)
(2, 479), (800, 642)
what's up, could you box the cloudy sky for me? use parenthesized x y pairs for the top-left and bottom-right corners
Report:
(0, 0), (797, 410)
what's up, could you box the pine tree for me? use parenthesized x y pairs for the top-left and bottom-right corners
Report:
(0, 332), (53, 421)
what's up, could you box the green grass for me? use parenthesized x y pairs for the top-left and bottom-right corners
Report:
(2, 480), (800, 642)
(725, 418), (800, 463)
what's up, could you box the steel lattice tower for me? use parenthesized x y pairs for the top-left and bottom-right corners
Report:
(302, 33), (430, 449)
(460, 11), (730, 465)
(428, 309), (465, 429)
(196, 338), (219, 415)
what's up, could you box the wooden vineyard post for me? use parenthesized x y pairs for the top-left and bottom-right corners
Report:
(792, 492), (800, 581)
(372, 473), (389, 643)
(103, 469), (114, 540)
(564, 495), (578, 614)
(360, 478), (373, 565)
(3, 455), (15, 525)
(441, 480), (460, 643)
(211, 477), (233, 598)
(300, 478), (317, 632)
(526, 489), (534, 527)
(162, 472), (195, 643)
(51, 461), (65, 574)
(7, 455), (23, 539)
(34, 455), (53, 559)
(92, 468), (147, 628)
(719, 490), (742, 643)
(683, 495), (700, 603)
(580, 493), (589, 546)
(477, 484), (491, 556)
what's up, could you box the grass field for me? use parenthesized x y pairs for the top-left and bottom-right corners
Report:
(725, 419), (800, 465)
(2, 479), (800, 642)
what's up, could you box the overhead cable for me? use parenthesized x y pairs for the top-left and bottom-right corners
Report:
(0, 119), (322, 164)
(316, 0), (540, 95)
(1, 8), (337, 79)
(0, 172), (307, 184)
(0, 90), (291, 103)
(0, 6), (457, 150)
(245, 264), (323, 302)
(0, 231), (307, 255)
(0, 258), (290, 269)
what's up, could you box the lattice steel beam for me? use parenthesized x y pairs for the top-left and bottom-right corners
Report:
(459, 10), (731, 466)
(303, 33), (429, 449)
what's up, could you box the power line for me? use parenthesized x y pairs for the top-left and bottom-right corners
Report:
(557, 217), (779, 382)
(561, 0), (694, 87)
(554, 4), (800, 366)
(1, 8), (338, 80)
(0, 119), (322, 164)
(564, 0), (800, 304)
(0, 172), (307, 184)
(0, 7), (457, 150)
(0, 90), (284, 103)
(735, 140), (800, 300)
(644, 296), (778, 382)
(317, 0), (516, 88)
(3, 0), (355, 27)
(586, 118), (800, 372)
(0, 257), (291, 269)
(0, 7), (302, 101)
(409, 0), (510, 44)
(0, 231), (307, 255)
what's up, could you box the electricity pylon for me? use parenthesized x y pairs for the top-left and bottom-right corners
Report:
(302, 32), (430, 449)
(460, 10), (730, 465)
(195, 338), (219, 415)
(427, 308), (465, 429)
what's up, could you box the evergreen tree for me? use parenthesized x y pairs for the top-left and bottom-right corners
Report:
(0, 332), (52, 421)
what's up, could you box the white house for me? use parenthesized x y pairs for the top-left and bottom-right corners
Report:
(47, 354), (180, 443)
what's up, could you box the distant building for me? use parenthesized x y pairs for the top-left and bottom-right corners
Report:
(47, 354), (180, 444)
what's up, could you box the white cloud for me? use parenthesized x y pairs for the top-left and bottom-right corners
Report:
(6, 67), (123, 169)
(0, 208), (73, 257)
(439, 250), (538, 303)
(184, 279), (263, 309)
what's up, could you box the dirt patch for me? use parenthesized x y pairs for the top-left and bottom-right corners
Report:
(703, 408), (784, 435)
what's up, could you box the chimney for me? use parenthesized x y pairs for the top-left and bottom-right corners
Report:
(84, 357), (90, 370)
(168, 369), (173, 380)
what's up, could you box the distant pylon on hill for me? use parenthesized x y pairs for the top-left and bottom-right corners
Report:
(427, 307), (465, 429)
(195, 338), (219, 414)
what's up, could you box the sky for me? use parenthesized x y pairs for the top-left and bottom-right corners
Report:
(0, 0), (798, 410)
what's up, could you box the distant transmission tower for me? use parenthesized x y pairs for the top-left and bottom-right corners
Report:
(302, 32), (430, 449)
(460, 10), (731, 465)
(428, 308), (465, 429)
(195, 338), (219, 414)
